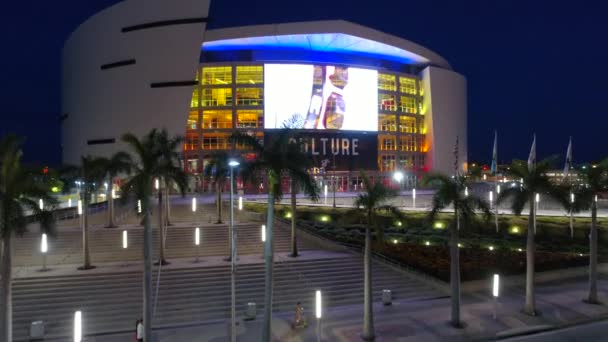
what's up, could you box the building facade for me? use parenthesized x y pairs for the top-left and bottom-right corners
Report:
(62, 0), (467, 191)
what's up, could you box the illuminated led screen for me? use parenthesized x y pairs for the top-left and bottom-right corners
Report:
(264, 64), (378, 131)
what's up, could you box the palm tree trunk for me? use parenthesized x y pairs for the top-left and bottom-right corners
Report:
(81, 190), (93, 270)
(216, 181), (223, 224)
(142, 194), (153, 342)
(164, 181), (171, 226)
(107, 177), (116, 228)
(0, 235), (13, 342)
(157, 185), (167, 265)
(362, 211), (375, 341)
(587, 200), (598, 303)
(524, 197), (536, 315)
(290, 179), (298, 257)
(261, 185), (275, 342)
(450, 207), (462, 327)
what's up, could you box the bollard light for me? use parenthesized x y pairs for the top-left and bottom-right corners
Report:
(137, 200), (142, 214)
(570, 193), (575, 204)
(535, 193), (540, 203)
(155, 178), (159, 190)
(41, 233), (48, 253)
(111, 189), (116, 199)
(488, 245), (494, 251)
(483, 174), (487, 181)
(315, 290), (322, 319)
(595, 195), (598, 203)
(412, 188), (416, 199)
(464, 187), (469, 197)
(324, 184), (328, 201)
(122, 230), (128, 249)
(238, 196), (243, 210)
(74, 311), (82, 342)
(392, 239), (398, 244)
(39, 199), (44, 210)
(261, 225), (266, 242)
(77, 200), (82, 215)
(489, 191), (493, 202)
(195, 227), (200, 246)
(104, 182), (108, 191)
(68, 198), (72, 208)
(492, 274), (500, 297)
(192, 197), (197, 212)
(496, 185), (501, 195)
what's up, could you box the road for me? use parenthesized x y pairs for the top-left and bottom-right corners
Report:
(502, 319), (608, 341)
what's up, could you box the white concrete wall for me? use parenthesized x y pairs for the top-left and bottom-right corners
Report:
(62, 0), (210, 164)
(420, 66), (467, 176)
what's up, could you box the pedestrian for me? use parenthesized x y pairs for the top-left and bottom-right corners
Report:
(293, 302), (306, 328)
(135, 318), (143, 342)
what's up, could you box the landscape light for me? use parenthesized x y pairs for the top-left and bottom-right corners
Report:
(261, 225), (266, 242)
(458, 243), (463, 248)
(155, 178), (159, 190)
(496, 185), (501, 194)
(137, 200), (142, 214)
(511, 226), (520, 234)
(41, 233), (48, 253)
(396, 221), (402, 227)
(393, 171), (404, 183)
(192, 197), (197, 212)
(489, 191), (493, 202)
(122, 230), (128, 249)
(488, 246), (494, 251)
(425, 241), (430, 246)
(285, 212), (292, 219)
(517, 248), (523, 252)
(464, 187), (469, 197)
(111, 189), (116, 199)
(74, 311), (82, 342)
(104, 182), (108, 191)
(492, 274), (500, 297)
(392, 239), (398, 244)
(39, 199), (44, 210)
(77, 200), (82, 215)
(483, 174), (487, 181)
(68, 198), (72, 208)
(195, 227), (200, 246)
(324, 185), (328, 198)
(595, 195), (598, 203)
(433, 222), (445, 229)
(412, 188), (416, 199)
(228, 160), (240, 167)
(570, 193), (575, 203)
(238, 196), (243, 210)
(315, 290), (322, 319)
(535, 193), (540, 203)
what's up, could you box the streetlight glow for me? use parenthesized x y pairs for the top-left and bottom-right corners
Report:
(492, 274), (500, 297)
(192, 197), (197, 212)
(261, 224), (266, 242)
(122, 230), (128, 249)
(41, 233), (48, 253)
(315, 290), (322, 319)
(195, 227), (200, 246)
(74, 311), (82, 342)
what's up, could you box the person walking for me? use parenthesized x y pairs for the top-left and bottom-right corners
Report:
(136, 319), (144, 342)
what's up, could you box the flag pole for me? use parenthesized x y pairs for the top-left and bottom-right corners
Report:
(492, 131), (499, 232)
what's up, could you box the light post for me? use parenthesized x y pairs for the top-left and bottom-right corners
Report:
(315, 290), (322, 342)
(393, 171), (404, 208)
(74, 311), (82, 342)
(40, 233), (48, 272)
(194, 227), (201, 263)
(492, 274), (500, 320)
(228, 159), (239, 342)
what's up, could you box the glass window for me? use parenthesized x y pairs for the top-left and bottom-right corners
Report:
(399, 116), (416, 133)
(235, 132), (264, 150)
(187, 111), (198, 130)
(184, 132), (199, 151)
(400, 135), (417, 152)
(185, 155), (199, 173)
(379, 155), (396, 172)
(418, 80), (424, 96)
(191, 89), (199, 108)
(236, 110), (263, 128)
(379, 94), (396, 111)
(379, 114), (396, 132)
(202, 133), (232, 150)
(236, 88), (263, 106)
(202, 110), (233, 129)
(399, 77), (417, 95)
(399, 155), (414, 168)
(202, 88), (233, 107)
(379, 135), (397, 151)
(201, 66), (232, 85)
(236, 66), (263, 84)
(418, 120), (426, 134)
(400, 96), (417, 114)
(378, 74), (396, 91)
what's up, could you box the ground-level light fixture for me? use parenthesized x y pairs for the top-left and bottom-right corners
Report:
(68, 198), (72, 208)
(496, 184), (501, 194)
(261, 225), (266, 242)
(192, 197), (197, 212)
(464, 187), (469, 197)
(137, 200), (142, 214)
(489, 191), (493, 202)
(315, 290), (322, 319)
(535, 193), (540, 203)
(238, 196), (243, 210)
(425, 241), (430, 246)
(517, 248), (523, 252)
(74, 311), (82, 342)
(155, 178), (159, 190)
(39, 199), (44, 210)
(488, 246), (494, 251)
(392, 239), (398, 244)
(458, 243), (463, 248)
(570, 193), (575, 204)
(492, 274), (500, 297)
(77, 200), (83, 215)
(195, 227), (201, 246)
(393, 171), (404, 183)
(122, 230), (128, 249)
(41, 233), (48, 253)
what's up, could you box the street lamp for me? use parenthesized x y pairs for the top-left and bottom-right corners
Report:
(40, 233), (48, 271)
(228, 159), (239, 342)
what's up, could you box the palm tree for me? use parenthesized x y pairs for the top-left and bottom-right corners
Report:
(120, 129), (166, 342)
(573, 161), (608, 304)
(231, 130), (318, 342)
(498, 158), (567, 315)
(153, 130), (187, 265)
(354, 172), (403, 340)
(0, 135), (56, 341)
(61, 156), (107, 270)
(204, 152), (230, 225)
(423, 173), (490, 327)
(101, 152), (132, 228)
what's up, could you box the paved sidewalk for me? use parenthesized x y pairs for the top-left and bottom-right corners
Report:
(81, 274), (607, 341)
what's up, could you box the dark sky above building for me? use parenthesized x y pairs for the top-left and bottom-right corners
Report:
(1, 0), (607, 166)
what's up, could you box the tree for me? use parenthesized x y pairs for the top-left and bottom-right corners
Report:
(572, 162), (608, 304)
(120, 129), (168, 342)
(423, 173), (489, 327)
(231, 130), (318, 342)
(101, 152), (132, 228)
(61, 156), (107, 270)
(0, 135), (56, 341)
(152, 130), (187, 265)
(498, 158), (567, 315)
(354, 172), (403, 340)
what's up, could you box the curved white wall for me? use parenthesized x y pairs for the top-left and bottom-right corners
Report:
(62, 0), (210, 164)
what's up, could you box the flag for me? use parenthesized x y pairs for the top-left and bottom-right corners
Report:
(527, 134), (536, 172)
(563, 137), (572, 178)
(453, 135), (459, 177)
(490, 130), (498, 175)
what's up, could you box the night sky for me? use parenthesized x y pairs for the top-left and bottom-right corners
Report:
(2, 0), (607, 166)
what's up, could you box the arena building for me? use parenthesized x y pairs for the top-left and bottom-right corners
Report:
(62, 0), (467, 192)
